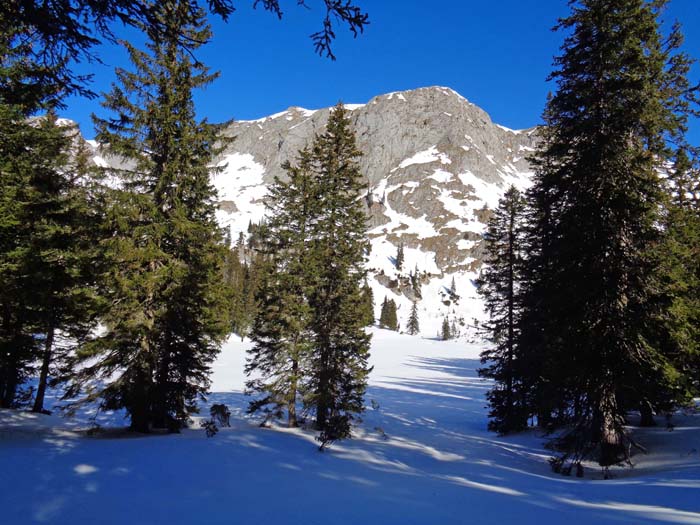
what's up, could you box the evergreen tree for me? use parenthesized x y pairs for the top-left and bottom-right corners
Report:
(0, 111), (63, 407)
(440, 317), (451, 341)
(525, 0), (698, 470)
(449, 277), (457, 297)
(379, 297), (399, 331)
(411, 264), (422, 299)
(28, 136), (104, 413)
(305, 104), (372, 447)
(656, 149), (700, 404)
(0, 28), (101, 409)
(246, 151), (317, 427)
(359, 280), (375, 327)
(476, 186), (528, 433)
(407, 302), (420, 336)
(66, 1), (230, 432)
(396, 241), (405, 271)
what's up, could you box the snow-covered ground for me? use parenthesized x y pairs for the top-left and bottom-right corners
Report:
(2, 329), (699, 524)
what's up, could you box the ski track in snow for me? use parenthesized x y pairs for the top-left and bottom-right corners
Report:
(1, 329), (699, 525)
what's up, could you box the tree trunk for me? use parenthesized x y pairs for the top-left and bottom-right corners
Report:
(288, 356), (299, 428)
(597, 387), (625, 466)
(32, 325), (55, 413)
(639, 400), (656, 427)
(0, 372), (18, 409)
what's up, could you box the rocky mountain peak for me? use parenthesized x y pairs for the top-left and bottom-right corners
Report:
(90, 86), (538, 337)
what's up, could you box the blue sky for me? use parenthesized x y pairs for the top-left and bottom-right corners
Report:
(65, 0), (700, 143)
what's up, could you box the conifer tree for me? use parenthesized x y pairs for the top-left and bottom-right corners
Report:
(246, 151), (317, 427)
(359, 280), (375, 327)
(477, 186), (528, 433)
(0, 112), (67, 407)
(379, 297), (399, 331)
(411, 264), (422, 299)
(305, 104), (372, 446)
(66, 0), (229, 431)
(656, 149), (700, 404)
(0, 30), (101, 408)
(525, 0), (698, 469)
(440, 317), (451, 341)
(396, 241), (405, 271)
(28, 136), (104, 413)
(407, 302), (420, 336)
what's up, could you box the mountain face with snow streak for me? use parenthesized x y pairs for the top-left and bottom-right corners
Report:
(210, 86), (538, 338)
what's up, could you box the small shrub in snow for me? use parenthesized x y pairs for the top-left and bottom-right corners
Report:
(202, 404), (231, 438)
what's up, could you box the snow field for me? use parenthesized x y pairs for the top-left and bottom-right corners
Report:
(2, 329), (698, 525)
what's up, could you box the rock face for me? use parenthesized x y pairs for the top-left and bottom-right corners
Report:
(94, 86), (539, 337)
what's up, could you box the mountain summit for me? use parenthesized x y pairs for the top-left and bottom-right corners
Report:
(92, 86), (539, 336)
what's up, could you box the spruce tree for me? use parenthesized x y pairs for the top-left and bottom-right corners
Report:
(0, 111), (65, 407)
(407, 302), (420, 336)
(396, 241), (405, 271)
(359, 280), (375, 327)
(28, 135), (104, 413)
(379, 297), (398, 331)
(0, 30), (101, 408)
(306, 104), (372, 447)
(477, 186), (528, 433)
(66, 0), (229, 431)
(656, 149), (700, 404)
(246, 151), (317, 427)
(411, 264), (422, 299)
(526, 0), (698, 469)
(440, 317), (451, 341)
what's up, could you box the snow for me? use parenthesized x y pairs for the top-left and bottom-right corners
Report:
(386, 92), (407, 102)
(495, 124), (524, 135)
(212, 153), (268, 240)
(2, 329), (698, 525)
(393, 146), (452, 171)
(428, 169), (454, 184)
(240, 107), (318, 123)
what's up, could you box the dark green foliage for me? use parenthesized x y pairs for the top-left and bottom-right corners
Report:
(202, 403), (231, 437)
(224, 239), (264, 339)
(656, 149), (700, 399)
(396, 241), (405, 271)
(379, 297), (399, 331)
(476, 186), (528, 433)
(407, 302), (420, 336)
(440, 317), (451, 341)
(522, 0), (698, 469)
(305, 104), (372, 447)
(66, 1), (230, 432)
(28, 137), (104, 413)
(0, 97), (101, 409)
(0, 110), (58, 407)
(246, 104), (372, 446)
(359, 281), (375, 326)
(246, 151), (317, 428)
(410, 265), (422, 299)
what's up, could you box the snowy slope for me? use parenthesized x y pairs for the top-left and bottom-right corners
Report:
(2, 329), (699, 525)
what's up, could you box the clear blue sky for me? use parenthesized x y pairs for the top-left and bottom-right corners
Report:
(65, 0), (700, 143)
